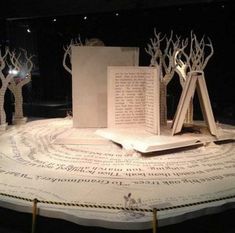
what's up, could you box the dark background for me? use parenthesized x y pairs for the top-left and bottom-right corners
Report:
(0, 1), (234, 232)
(0, 0), (234, 121)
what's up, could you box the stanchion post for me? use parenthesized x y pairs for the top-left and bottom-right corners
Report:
(32, 198), (38, 233)
(152, 208), (157, 233)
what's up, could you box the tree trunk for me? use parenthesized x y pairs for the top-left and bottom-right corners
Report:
(0, 93), (6, 125)
(13, 87), (24, 120)
(0, 85), (7, 126)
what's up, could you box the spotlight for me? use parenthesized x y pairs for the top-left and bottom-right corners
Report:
(9, 69), (19, 75)
(27, 28), (31, 33)
(115, 12), (119, 16)
(53, 18), (57, 22)
(83, 16), (87, 20)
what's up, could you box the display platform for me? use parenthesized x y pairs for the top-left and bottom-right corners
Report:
(0, 118), (235, 230)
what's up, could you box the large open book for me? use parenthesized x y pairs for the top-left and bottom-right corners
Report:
(107, 66), (160, 135)
(72, 46), (139, 128)
(96, 69), (227, 153)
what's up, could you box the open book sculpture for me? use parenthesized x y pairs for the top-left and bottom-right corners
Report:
(107, 66), (160, 135)
(95, 31), (234, 153)
(56, 31), (234, 153)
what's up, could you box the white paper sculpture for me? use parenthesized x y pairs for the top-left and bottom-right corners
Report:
(174, 40), (194, 124)
(146, 30), (180, 125)
(63, 36), (83, 75)
(63, 36), (105, 76)
(96, 31), (226, 152)
(172, 32), (217, 136)
(0, 47), (18, 130)
(107, 66), (160, 134)
(8, 49), (34, 124)
(71, 46), (139, 128)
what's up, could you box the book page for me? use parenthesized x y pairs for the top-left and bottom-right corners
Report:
(145, 67), (160, 134)
(108, 66), (159, 134)
(108, 67), (145, 127)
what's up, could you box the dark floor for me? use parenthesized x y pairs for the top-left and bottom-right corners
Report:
(0, 207), (235, 233)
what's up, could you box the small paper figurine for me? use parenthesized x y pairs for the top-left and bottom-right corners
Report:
(124, 193), (142, 209)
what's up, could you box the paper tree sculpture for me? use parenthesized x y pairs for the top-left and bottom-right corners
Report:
(0, 47), (19, 130)
(174, 39), (194, 124)
(63, 36), (83, 75)
(63, 36), (105, 75)
(146, 30), (180, 125)
(172, 32), (217, 136)
(8, 49), (34, 124)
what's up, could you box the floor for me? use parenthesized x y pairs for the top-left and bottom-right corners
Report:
(1, 101), (234, 232)
(0, 207), (235, 233)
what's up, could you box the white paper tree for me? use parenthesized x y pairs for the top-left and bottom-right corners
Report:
(174, 32), (214, 124)
(146, 30), (180, 125)
(63, 36), (104, 75)
(0, 47), (19, 129)
(174, 38), (194, 123)
(63, 36), (83, 75)
(8, 49), (34, 124)
(172, 32), (216, 136)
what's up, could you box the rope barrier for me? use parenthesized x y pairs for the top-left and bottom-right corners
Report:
(0, 192), (235, 212)
(1, 192), (235, 233)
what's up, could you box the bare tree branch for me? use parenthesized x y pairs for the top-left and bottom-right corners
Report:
(63, 36), (83, 75)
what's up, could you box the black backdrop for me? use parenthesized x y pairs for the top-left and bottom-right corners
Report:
(1, 1), (235, 121)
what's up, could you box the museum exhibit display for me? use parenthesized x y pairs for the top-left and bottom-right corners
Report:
(0, 1), (234, 232)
